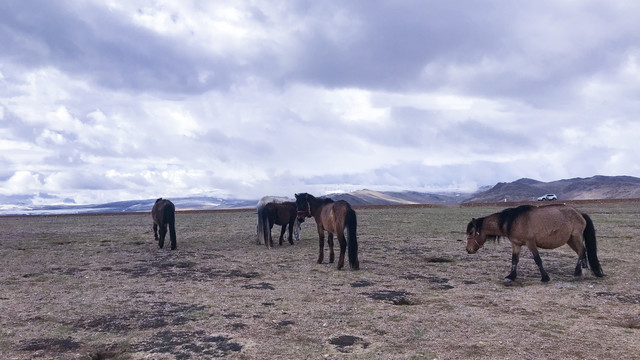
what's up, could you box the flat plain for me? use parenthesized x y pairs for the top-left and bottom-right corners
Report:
(1, 200), (639, 359)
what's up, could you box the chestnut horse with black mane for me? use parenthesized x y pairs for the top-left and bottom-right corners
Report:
(466, 204), (603, 282)
(151, 198), (177, 250)
(295, 193), (359, 270)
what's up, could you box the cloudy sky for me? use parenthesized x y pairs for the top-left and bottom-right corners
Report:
(1, 1), (639, 206)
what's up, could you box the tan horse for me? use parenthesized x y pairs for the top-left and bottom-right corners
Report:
(466, 204), (603, 282)
(295, 193), (359, 270)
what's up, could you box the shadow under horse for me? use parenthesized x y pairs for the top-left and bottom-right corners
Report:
(295, 193), (359, 270)
(466, 203), (604, 282)
(259, 201), (300, 249)
(152, 198), (177, 250)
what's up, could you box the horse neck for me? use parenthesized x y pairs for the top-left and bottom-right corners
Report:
(306, 195), (325, 217)
(481, 213), (505, 236)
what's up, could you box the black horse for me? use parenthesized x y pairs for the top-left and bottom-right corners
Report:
(152, 198), (177, 250)
(261, 201), (300, 248)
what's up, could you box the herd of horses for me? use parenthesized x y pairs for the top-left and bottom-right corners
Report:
(152, 195), (605, 282)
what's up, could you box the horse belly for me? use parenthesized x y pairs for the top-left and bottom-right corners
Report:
(531, 212), (574, 249)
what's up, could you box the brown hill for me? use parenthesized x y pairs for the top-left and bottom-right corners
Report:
(465, 175), (640, 202)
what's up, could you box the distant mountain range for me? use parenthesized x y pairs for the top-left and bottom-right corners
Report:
(464, 175), (640, 203)
(2, 175), (639, 215)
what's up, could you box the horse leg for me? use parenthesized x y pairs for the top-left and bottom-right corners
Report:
(268, 223), (274, 248)
(287, 220), (294, 245)
(279, 224), (286, 246)
(327, 233), (335, 263)
(567, 236), (587, 276)
(336, 232), (347, 270)
(317, 226), (325, 264)
(529, 245), (550, 283)
(153, 223), (159, 241)
(506, 244), (521, 281)
(158, 224), (167, 249)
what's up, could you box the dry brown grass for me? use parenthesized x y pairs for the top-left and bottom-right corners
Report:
(1, 201), (639, 359)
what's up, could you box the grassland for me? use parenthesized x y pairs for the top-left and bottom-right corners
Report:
(0, 201), (638, 359)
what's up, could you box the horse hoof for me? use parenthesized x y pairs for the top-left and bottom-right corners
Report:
(541, 277), (550, 283)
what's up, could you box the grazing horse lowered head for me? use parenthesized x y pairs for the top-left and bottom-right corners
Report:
(466, 204), (604, 283)
(151, 198), (177, 250)
(295, 193), (359, 270)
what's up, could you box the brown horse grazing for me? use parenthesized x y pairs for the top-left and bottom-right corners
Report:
(295, 193), (359, 270)
(260, 201), (301, 249)
(466, 204), (604, 282)
(151, 198), (177, 250)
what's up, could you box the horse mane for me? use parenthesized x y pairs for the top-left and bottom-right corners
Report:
(467, 217), (483, 235)
(498, 205), (533, 236)
(305, 193), (334, 205)
(156, 198), (163, 203)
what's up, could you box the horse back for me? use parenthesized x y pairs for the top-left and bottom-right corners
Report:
(511, 204), (585, 248)
(152, 199), (175, 225)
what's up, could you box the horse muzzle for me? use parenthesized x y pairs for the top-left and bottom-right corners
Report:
(466, 236), (480, 254)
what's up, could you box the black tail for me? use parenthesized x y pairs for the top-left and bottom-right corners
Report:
(582, 213), (603, 277)
(346, 208), (359, 270)
(165, 205), (177, 250)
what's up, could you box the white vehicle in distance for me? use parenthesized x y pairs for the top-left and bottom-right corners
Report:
(537, 194), (558, 201)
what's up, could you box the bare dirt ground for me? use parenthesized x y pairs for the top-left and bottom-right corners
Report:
(1, 201), (639, 359)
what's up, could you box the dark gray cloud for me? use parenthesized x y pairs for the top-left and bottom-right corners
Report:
(1, 1), (639, 206)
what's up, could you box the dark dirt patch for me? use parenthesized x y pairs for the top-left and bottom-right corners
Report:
(615, 316), (640, 329)
(425, 257), (455, 263)
(19, 337), (81, 352)
(50, 266), (87, 275)
(401, 274), (453, 289)
(350, 280), (374, 287)
(118, 260), (259, 281)
(75, 302), (206, 333)
(242, 282), (275, 290)
(591, 291), (640, 304)
(134, 330), (242, 359)
(223, 313), (242, 319)
(329, 335), (369, 353)
(362, 290), (415, 305)
(230, 322), (247, 330)
(275, 320), (295, 329)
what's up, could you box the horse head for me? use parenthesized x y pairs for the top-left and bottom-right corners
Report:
(465, 218), (486, 254)
(294, 193), (312, 221)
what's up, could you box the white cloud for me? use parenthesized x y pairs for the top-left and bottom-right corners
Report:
(1, 1), (639, 206)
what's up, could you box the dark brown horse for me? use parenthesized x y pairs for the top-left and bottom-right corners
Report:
(466, 204), (603, 282)
(151, 198), (176, 250)
(260, 201), (300, 249)
(256, 196), (301, 246)
(295, 193), (359, 270)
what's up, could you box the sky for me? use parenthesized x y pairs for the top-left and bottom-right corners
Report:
(1, 1), (640, 206)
